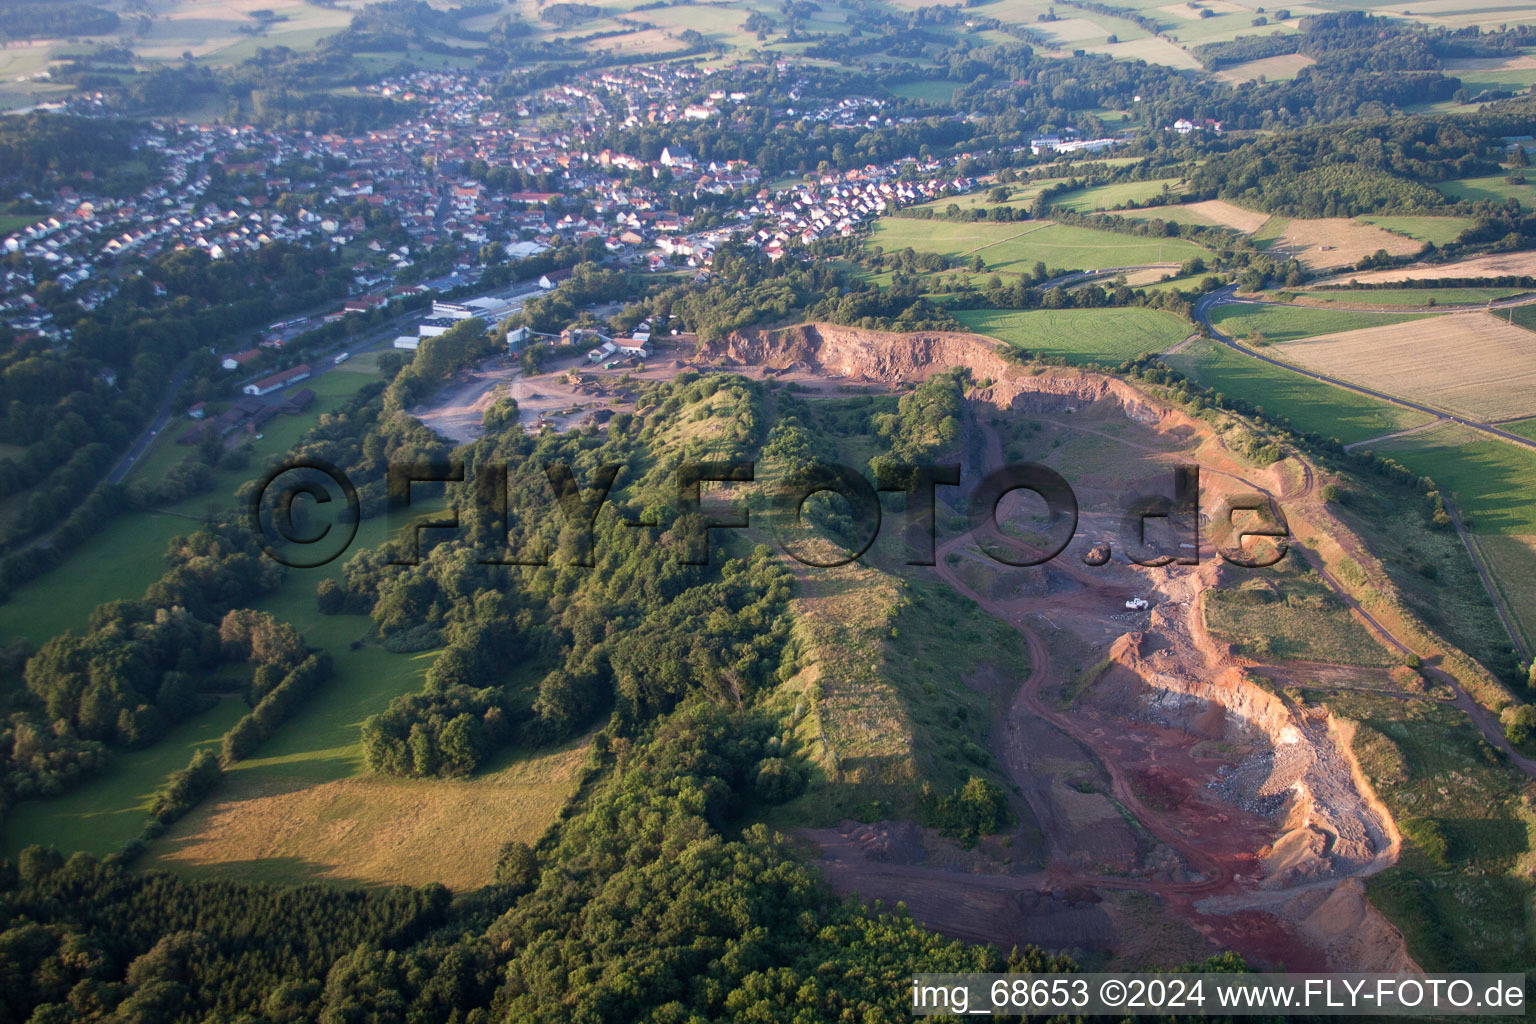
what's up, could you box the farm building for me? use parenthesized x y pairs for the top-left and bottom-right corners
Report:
(243, 364), (311, 397)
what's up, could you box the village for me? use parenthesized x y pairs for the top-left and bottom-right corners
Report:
(0, 62), (987, 355)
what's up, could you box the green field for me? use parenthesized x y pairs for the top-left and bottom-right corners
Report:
(1501, 416), (1536, 441)
(1356, 215), (1475, 246)
(0, 364), (382, 650)
(954, 307), (1191, 364)
(1045, 178), (1186, 213)
(1166, 337), (1435, 443)
(0, 214), (42, 236)
(1507, 304), (1536, 333)
(868, 218), (1210, 274)
(1282, 287), (1527, 307)
(1433, 173), (1536, 207)
(889, 79), (956, 104)
(908, 179), (1070, 215)
(1372, 422), (1536, 535)
(1208, 303), (1438, 344)
(0, 698), (248, 858)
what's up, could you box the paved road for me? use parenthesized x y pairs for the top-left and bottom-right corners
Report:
(1038, 263), (1181, 290)
(1192, 285), (1536, 454)
(106, 360), (191, 485)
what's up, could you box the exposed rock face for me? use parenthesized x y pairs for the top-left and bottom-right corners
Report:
(714, 323), (1195, 429)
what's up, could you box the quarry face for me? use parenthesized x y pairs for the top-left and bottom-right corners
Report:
(718, 324), (1417, 972)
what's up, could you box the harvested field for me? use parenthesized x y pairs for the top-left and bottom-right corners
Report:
(1215, 52), (1315, 84)
(1090, 37), (1205, 70)
(1442, 54), (1536, 72)
(1314, 250), (1536, 286)
(1255, 217), (1424, 271)
(1277, 311), (1536, 421)
(1181, 199), (1272, 233)
(1034, 16), (1113, 41)
(143, 735), (591, 890)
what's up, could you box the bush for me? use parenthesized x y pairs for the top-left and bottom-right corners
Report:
(753, 757), (806, 803)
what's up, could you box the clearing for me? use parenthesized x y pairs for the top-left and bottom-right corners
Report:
(143, 735), (591, 889)
(1215, 53), (1316, 84)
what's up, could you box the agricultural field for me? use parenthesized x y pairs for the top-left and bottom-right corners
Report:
(1468, 533), (1536, 656)
(1372, 422), (1536, 536)
(1277, 311), (1536, 421)
(1507, 303), (1536, 333)
(1356, 215), (1476, 246)
(1432, 173), (1535, 207)
(867, 218), (1211, 273)
(1368, 422), (1536, 648)
(1208, 302), (1437, 344)
(1202, 571), (1397, 666)
(1117, 198), (1271, 232)
(907, 178), (1069, 215)
(1214, 52), (1315, 85)
(1502, 416), (1536, 440)
(889, 79), (957, 104)
(1278, 287), (1527, 307)
(954, 307), (1191, 364)
(1253, 216), (1425, 271)
(1045, 178), (1186, 213)
(1166, 337), (1436, 443)
(128, 0), (354, 65)
(1315, 250), (1536, 286)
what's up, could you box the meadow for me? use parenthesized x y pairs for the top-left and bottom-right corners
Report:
(0, 361), (384, 649)
(868, 218), (1211, 273)
(1207, 303), (1437, 344)
(1356, 215), (1475, 246)
(954, 307), (1191, 364)
(1044, 178), (1185, 213)
(0, 214), (42, 236)
(1372, 422), (1536, 536)
(1166, 337), (1435, 444)
(1433, 174), (1536, 206)
(1281, 287), (1526, 307)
